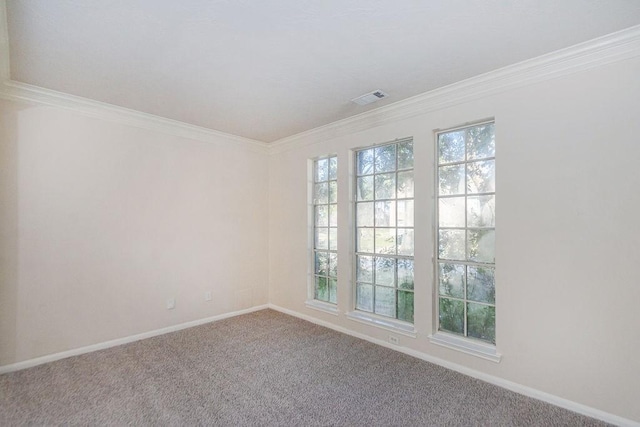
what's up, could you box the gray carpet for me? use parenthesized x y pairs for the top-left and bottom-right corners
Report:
(0, 309), (607, 426)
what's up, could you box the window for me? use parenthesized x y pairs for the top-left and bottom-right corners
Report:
(354, 139), (414, 323)
(435, 122), (495, 344)
(312, 156), (338, 304)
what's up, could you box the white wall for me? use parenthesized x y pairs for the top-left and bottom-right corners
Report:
(268, 56), (640, 422)
(0, 99), (269, 365)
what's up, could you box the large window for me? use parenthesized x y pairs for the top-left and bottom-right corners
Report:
(436, 122), (495, 344)
(354, 139), (414, 323)
(312, 156), (338, 304)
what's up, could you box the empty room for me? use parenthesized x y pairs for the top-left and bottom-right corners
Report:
(1, 0), (639, 425)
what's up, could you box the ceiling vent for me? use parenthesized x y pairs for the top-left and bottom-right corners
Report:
(351, 90), (389, 106)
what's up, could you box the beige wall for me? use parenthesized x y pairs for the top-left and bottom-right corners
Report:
(0, 99), (269, 365)
(268, 57), (640, 422)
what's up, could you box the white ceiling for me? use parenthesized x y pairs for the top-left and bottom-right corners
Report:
(5, 1), (640, 143)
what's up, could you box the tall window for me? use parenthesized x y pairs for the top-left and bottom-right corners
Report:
(354, 139), (414, 322)
(436, 122), (495, 344)
(313, 156), (338, 304)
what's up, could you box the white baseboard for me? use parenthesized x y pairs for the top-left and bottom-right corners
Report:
(267, 304), (638, 427)
(0, 304), (269, 375)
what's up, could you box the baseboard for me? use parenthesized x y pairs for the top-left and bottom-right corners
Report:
(0, 304), (269, 375)
(267, 304), (638, 427)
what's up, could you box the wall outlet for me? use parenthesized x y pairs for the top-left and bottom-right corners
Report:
(389, 335), (399, 345)
(204, 291), (212, 301)
(166, 298), (176, 310)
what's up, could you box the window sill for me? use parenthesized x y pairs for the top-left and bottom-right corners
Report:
(346, 311), (417, 338)
(305, 299), (339, 316)
(429, 332), (501, 363)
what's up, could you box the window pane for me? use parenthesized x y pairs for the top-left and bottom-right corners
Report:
(397, 259), (414, 290)
(397, 171), (414, 198)
(375, 257), (395, 286)
(439, 297), (464, 335)
(439, 197), (465, 228)
(329, 181), (337, 203)
(314, 182), (329, 204)
(357, 149), (374, 176)
(315, 205), (328, 226)
(397, 141), (413, 170)
(329, 204), (337, 226)
(467, 266), (495, 304)
(328, 253), (338, 278)
(356, 283), (373, 311)
(439, 263), (465, 298)
(397, 291), (414, 323)
(375, 145), (396, 173)
(329, 227), (337, 251)
(374, 201), (396, 227)
(375, 286), (396, 317)
(467, 160), (495, 194)
(439, 164), (465, 196)
(467, 303), (495, 344)
(438, 130), (465, 164)
(468, 229), (495, 263)
(438, 229), (465, 260)
(467, 195), (495, 228)
(357, 255), (374, 284)
(315, 158), (328, 182)
(375, 173), (396, 200)
(375, 228), (396, 254)
(357, 202), (374, 227)
(315, 228), (329, 250)
(467, 123), (495, 160)
(315, 252), (328, 275)
(356, 176), (374, 201)
(328, 156), (338, 180)
(357, 228), (374, 253)
(329, 279), (337, 304)
(397, 200), (414, 227)
(315, 276), (328, 301)
(397, 228), (414, 256)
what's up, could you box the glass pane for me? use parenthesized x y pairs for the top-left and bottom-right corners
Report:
(374, 201), (396, 227)
(439, 197), (465, 228)
(397, 171), (414, 199)
(375, 173), (396, 200)
(467, 195), (495, 228)
(315, 205), (328, 227)
(356, 283), (373, 312)
(357, 255), (374, 284)
(375, 257), (395, 286)
(315, 227), (329, 250)
(397, 291), (414, 323)
(467, 123), (495, 160)
(439, 165), (465, 196)
(468, 229), (495, 263)
(328, 253), (338, 278)
(467, 266), (495, 304)
(398, 141), (414, 170)
(397, 228), (414, 256)
(328, 156), (338, 180)
(356, 176), (374, 201)
(315, 276), (328, 301)
(439, 297), (464, 335)
(328, 279), (337, 304)
(314, 252), (329, 275)
(467, 160), (495, 194)
(438, 130), (465, 164)
(329, 204), (337, 227)
(397, 259), (414, 290)
(375, 228), (396, 254)
(357, 228), (374, 253)
(438, 229), (465, 260)
(467, 303), (495, 344)
(329, 181), (338, 204)
(375, 286), (396, 318)
(329, 227), (337, 251)
(357, 149), (374, 176)
(397, 200), (414, 227)
(356, 202), (374, 227)
(314, 182), (329, 204)
(375, 144), (396, 173)
(315, 158), (328, 182)
(439, 263), (464, 298)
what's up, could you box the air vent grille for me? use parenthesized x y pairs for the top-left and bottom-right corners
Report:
(351, 90), (389, 106)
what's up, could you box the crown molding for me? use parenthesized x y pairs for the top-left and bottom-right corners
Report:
(269, 24), (640, 155)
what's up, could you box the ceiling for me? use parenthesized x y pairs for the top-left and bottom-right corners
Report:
(5, 1), (640, 143)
